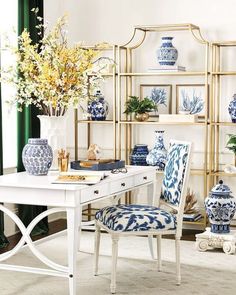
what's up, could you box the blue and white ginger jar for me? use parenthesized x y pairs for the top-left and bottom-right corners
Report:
(22, 138), (53, 175)
(205, 180), (236, 233)
(88, 90), (109, 121)
(130, 144), (149, 166)
(228, 94), (236, 123)
(146, 130), (167, 170)
(156, 37), (178, 66)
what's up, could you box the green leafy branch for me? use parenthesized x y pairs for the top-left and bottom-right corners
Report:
(226, 134), (236, 155)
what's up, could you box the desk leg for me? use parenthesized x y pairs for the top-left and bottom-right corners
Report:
(67, 207), (80, 295)
(147, 181), (157, 260)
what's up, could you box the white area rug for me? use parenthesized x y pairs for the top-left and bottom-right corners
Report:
(0, 231), (236, 295)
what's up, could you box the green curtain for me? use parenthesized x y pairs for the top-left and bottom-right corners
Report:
(17, 0), (48, 236)
(0, 74), (10, 249)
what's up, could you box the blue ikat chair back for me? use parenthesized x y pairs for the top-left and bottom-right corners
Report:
(161, 141), (191, 207)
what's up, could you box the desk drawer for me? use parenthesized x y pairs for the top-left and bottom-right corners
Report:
(80, 183), (109, 204)
(134, 172), (155, 187)
(110, 176), (133, 195)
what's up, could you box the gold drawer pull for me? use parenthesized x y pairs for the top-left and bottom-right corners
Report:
(143, 176), (147, 180)
(121, 182), (126, 187)
(94, 190), (99, 194)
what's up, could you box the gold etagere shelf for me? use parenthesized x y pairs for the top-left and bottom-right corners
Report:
(117, 23), (210, 228)
(210, 41), (236, 197)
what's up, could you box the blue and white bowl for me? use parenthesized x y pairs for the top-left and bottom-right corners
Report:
(156, 37), (178, 66)
(130, 144), (149, 166)
(22, 138), (53, 175)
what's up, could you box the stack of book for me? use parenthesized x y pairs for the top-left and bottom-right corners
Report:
(183, 212), (202, 222)
(148, 65), (186, 72)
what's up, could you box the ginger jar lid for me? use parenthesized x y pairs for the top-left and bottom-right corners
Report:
(210, 180), (231, 196)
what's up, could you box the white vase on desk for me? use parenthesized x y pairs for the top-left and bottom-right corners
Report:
(38, 115), (67, 170)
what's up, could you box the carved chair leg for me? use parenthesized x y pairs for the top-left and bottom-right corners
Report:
(175, 236), (181, 285)
(156, 234), (162, 271)
(110, 235), (119, 294)
(94, 221), (101, 276)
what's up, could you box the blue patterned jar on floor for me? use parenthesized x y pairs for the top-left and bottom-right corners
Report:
(88, 90), (109, 121)
(22, 138), (53, 175)
(205, 180), (236, 233)
(146, 130), (167, 170)
(156, 37), (178, 66)
(130, 144), (149, 166)
(228, 94), (236, 123)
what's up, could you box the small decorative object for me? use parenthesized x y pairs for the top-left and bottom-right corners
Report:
(124, 96), (157, 122)
(140, 84), (172, 117)
(87, 144), (102, 160)
(87, 90), (109, 121)
(176, 84), (206, 118)
(130, 144), (149, 166)
(58, 149), (70, 172)
(228, 94), (236, 123)
(156, 37), (178, 66)
(184, 188), (198, 214)
(146, 130), (167, 170)
(226, 134), (236, 166)
(22, 138), (53, 175)
(205, 180), (236, 233)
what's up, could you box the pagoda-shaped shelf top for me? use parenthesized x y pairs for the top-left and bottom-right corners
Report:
(134, 23), (200, 32)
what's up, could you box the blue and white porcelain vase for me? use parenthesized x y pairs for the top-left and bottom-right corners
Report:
(228, 94), (236, 123)
(205, 180), (236, 233)
(130, 144), (149, 166)
(88, 90), (109, 121)
(156, 37), (178, 66)
(22, 138), (53, 176)
(146, 131), (167, 170)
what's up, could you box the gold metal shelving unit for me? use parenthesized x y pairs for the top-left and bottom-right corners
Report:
(210, 41), (236, 193)
(117, 23), (210, 227)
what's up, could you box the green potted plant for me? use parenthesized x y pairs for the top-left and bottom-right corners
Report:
(124, 96), (157, 121)
(226, 134), (236, 166)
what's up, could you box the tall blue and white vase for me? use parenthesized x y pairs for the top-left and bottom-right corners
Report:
(22, 138), (53, 175)
(146, 130), (167, 170)
(228, 94), (236, 123)
(88, 90), (109, 121)
(130, 144), (149, 166)
(205, 180), (236, 233)
(156, 37), (178, 66)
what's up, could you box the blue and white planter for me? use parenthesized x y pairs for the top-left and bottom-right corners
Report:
(205, 180), (236, 233)
(22, 138), (53, 176)
(156, 37), (178, 66)
(146, 130), (167, 171)
(88, 91), (109, 121)
(228, 94), (236, 123)
(130, 144), (149, 166)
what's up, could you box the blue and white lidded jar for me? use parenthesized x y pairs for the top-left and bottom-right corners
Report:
(87, 90), (109, 121)
(130, 144), (149, 166)
(228, 94), (236, 123)
(205, 180), (236, 233)
(156, 37), (178, 66)
(146, 130), (168, 170)
(22, 138), (53, 175)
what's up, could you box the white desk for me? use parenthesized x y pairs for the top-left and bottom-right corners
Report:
(0, 166), (156, 295)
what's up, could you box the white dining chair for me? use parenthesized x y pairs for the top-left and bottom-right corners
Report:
(94, 140), (192, 294)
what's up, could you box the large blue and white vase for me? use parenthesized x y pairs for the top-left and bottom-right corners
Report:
(22, 138), (53, 176)
(146, 130), (167, 170)
(228, 94), (236, 123)
(88, 90), (109, 121)
(156, 37), (178, 66)
(130, 144), (149, 166)
(205, 180), (236, 233)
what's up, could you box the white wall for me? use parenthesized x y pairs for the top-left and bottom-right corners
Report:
(44, 0), (236, 216)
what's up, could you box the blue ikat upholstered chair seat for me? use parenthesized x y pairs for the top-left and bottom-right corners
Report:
(94, 140), (192, 294)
